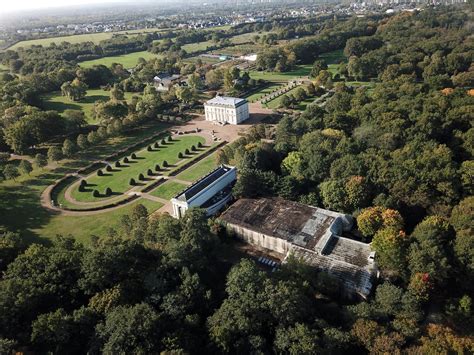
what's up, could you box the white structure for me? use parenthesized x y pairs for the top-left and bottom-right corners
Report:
(204, 96), (249, 125)
(171, 165), (237, 218)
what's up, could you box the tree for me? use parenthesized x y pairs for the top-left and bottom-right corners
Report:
(319, 179), (348, 212)
(280, 95), (292, 109)
(96, 303), (161, 354)
(34, 153), (48, 168)
(357, 207), (403, 238)
(76, 134), (88, 150)
(176, 86), (193, 104)
(187, 73), (203, 91)
(61, 78), (87, 101)
(87, 131), (100, 145)
(62, 139), (76, 158)
(18, 160), (33, 175)
(205, 69), (223, 90)
(310, 59), (328, 78)
(47, 146), (62, 162)
(3, 164), (19, 181)
(110, 84), (125, 101)
(274, 324), (320, 354)
(372, 228), (408, 276)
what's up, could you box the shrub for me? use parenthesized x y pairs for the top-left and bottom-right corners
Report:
(139, 173), (145, 181)
(93, 190), (100, 197)
(80, 179), (87, 187)
(185, 148), (190, 155)
(167, 136), (173, 142)
(131, 153), (137, 159)
(105, 187), (112, 196)
(106, 165), (112, 172)
(147, 169), (153, 176)
(97, 169), (103, 176)
(130, 178), (136, 186)
(178, 152), (183, 159)
(154, 142), (159, 148)
(124, 157), (129, 163)
(155, 164), (160, 171)
(115, 161), (121, 168)
(198, 142), (203, 148)
(191, 145), (196, 151)
(161, 139), (166, 145)
(147, 146), (152, 152)
(163, 160), (169, 167)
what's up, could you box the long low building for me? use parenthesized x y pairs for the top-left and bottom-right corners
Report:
(219, 198), (377, 299)
(204, 96), (249, 125)
(171, 165), (237, 218)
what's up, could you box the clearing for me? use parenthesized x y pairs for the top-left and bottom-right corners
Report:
(79, 51), (162, 68)
(247, 64), (312, 83)
(176, 153), (218, 182)
(42, 89), (139, 124)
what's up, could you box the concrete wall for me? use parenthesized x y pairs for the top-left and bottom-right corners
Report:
(187, 168), (237, 208)
(226, 223), (292, 255)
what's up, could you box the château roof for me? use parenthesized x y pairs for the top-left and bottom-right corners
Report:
(205, 96), (247, 108)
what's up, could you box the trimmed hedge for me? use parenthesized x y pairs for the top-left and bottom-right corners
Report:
(130, 178), (136, 186)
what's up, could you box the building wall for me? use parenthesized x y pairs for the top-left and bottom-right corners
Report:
(226, 222), (292, 255)
(204, 102), (249, 125)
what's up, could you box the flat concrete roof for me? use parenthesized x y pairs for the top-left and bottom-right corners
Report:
(205, 96), (247, 108)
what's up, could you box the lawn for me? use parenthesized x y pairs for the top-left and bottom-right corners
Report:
(42, 89), (139, 123)
(245, 83), (284, 102)
(150, 181), (187, 200)
(265, 85), (306, 109)
(70, 135), (206, 202)
(79, 51), (162, 68)
(248, 64), (313, 83)
(33, 199), (163, 244)
(0, 63), (8, 72)
(181, 40), (216, 54)
(0, 121), (171, 244)
(177, 153), (218, 182)
(8, 29), (172, 50)
(319, 49), (347, 75)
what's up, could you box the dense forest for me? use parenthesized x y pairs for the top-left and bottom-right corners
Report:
(0, 5), (473, 354)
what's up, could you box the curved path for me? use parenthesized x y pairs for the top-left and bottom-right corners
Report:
(40, 131), (217, 216)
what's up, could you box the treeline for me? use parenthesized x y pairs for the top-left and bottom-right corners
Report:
(0, 31), (172, 75)
(343, 8), (473, 85)
(256, 16), (378, 72)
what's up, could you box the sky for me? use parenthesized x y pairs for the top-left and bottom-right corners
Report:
(1, 0), (124, 12)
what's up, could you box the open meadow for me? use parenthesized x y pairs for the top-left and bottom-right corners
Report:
(42, 89), (139, 123)
(79, 51), (162, 68)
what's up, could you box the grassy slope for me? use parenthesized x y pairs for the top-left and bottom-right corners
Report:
(150, 181), (187, 200)
(35, 199), (163, 244)
(71, 136), (205, 202)
(176, 153), (218, 182)
(42, 89), (139, 123)
(79, 51), (161, 68)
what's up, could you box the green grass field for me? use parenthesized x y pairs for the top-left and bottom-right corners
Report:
(176, 153), (218, 182)
(265, 86), (305, 109)
(181, 40), (216, 54)
(79, 51), (161, 68)
(183, 56), (221, 64)
(42, 89), (139, 123)
(70, 136), (205, 202)
(229, 31), (272, 45)
(319, 49), (346, 75)
(248, 64), (312, 83)
(34, 199), (163, 244)
(245, 83), (284, 102)
(0, 63), (8, 72)
(8, 28), (172, 50)
(150, 181), (187, 200)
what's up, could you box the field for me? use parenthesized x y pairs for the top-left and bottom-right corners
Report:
(70, 135), (205, 202)
(264, 85), (305, 109)
(248, 64), (313, 83)
(176, 153), (218, 182)
(182, 40), (216, 54)
(35, 199), (163, 244)
(229, 31), (272, 45)
(79, 51), (161, 68)
(8, 29), (171, 50)
(42, 89), (139, 123)
(183, 56), (221, 64)
(319, 49), (346, 75)
(245, 83), (284, 103)
(0, 63), (8, 72)
(150, 181), (187, 200)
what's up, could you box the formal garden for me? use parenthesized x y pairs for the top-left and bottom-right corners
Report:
(50, 134), (218, 210)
